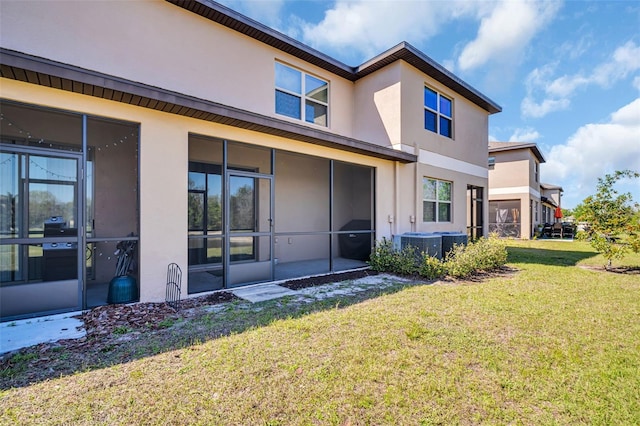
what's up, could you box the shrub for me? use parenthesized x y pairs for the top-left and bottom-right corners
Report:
(368, 237), (396, 272)
(392, 245), (421, 275)
(370, 234), (507, 280)
(444, 234), (507, 278)
(368, 238), (421, 275)
(418, 254), (446, 279)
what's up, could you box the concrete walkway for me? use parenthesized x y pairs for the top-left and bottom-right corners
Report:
(1, 273), (412, 356)
(1, 312), (85, 355)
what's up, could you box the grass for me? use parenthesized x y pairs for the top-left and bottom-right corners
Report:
(1, 240), (639, 425)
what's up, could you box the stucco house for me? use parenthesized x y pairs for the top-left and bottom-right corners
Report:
(0, 0), (500, 321)
(488, 141), (563, 239)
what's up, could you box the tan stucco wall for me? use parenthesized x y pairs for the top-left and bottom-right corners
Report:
(0, 0), (356, 138)
(1, 78), (398, 302)
(400, 62), (489, 167)
(353, 61), (403, 147)
(488, 150), (541, 189)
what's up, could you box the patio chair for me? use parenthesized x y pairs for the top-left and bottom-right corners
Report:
(551, 222), (563, 238)
(562, 223), (575, 239)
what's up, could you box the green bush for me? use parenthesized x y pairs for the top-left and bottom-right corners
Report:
(418, 254), (446, 279)
(392, 245), (421, 275)
(369, 234), (507, 280)
(368, 237), (396, 272)
(444, 234), (507, 278)
(368, 238), (421, 275)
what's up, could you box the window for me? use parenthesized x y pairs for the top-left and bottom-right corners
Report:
(275, 62), (328, 126)
(423, 178), (452, 222)
(424, 86), (453, 138)
(534, 162), (539, 183)
(488, 156), (495, 169)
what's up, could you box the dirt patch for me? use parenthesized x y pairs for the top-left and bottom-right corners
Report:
(280, 269), (377, 290)
(578, 265), (640, 274)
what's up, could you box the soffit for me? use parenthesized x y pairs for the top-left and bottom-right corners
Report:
(0, 48), (416, 163)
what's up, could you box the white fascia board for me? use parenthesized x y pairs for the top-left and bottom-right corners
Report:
(489, 186), (541, 198)
(418, 149), (487, 178)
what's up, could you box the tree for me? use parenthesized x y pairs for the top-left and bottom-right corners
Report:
(575, 170), (640, 269)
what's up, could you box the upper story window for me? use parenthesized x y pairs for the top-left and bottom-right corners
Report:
(423, 177), (452, 222)
(424, 86), (453, 138)
(275, 62), (328, 126)
(488, 156), (496, 169)
(534, 162), (539, 183)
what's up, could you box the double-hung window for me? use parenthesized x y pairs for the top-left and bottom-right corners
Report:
(424, 86), (453, 138)
(275, 62), (328, 126)
(423, 177), (452, 222)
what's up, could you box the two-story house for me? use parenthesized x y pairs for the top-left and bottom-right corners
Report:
(0, 0), (500, 321)
(488, 142), (563, 239)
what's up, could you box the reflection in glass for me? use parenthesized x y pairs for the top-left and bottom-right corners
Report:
(305, 74), (328, 102)
(275, 62), (301, 93)
(188, 237), (223, 266)
(230, 176), (255, 232)
(230, 236), (255, 262)
(0, 152), (20, 238)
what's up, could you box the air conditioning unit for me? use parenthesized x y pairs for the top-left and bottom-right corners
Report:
(393, 233), (442, 259)
(434, 232), (468, 258)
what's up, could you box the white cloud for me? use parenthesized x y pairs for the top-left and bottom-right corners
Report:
(633, 76), (640, 91)
(457, 0), (561, 71)
(521, 97), (570, 119)
(300, 1), (465, 61)
(522, 41), (640, 118)
(542, 98), (640, 207)
(218, 0), (286, 28)
(508, 127), (541, 142)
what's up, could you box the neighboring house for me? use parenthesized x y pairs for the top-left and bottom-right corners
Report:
(540, 183), (564, 225)
(0, 0), (500, 321)
(488, 142), (563, 239)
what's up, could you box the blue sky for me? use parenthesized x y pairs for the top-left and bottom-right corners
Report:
(220, 0), (640, 209)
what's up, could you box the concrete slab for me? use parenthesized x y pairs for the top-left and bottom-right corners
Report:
(231, 284), (297, 303)
(1, 312), (85, 355)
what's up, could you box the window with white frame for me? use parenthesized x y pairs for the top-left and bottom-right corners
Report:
(424, 86), (453, 138)
(275, 62), (328, 126)
(423, 177), (452, 222)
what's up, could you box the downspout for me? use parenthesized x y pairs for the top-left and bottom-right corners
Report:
(393, 160), (399, 237)
(414, 157), (419, 233)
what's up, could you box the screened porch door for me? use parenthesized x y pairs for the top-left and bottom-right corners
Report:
(226, 173), (273, 287)
(0, 145), (83, 320)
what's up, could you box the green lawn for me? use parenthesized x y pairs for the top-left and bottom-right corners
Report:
(1, 240), (639, 425)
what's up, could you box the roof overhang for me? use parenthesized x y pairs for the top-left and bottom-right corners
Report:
(489, 142), (546, 163)
(0, 48), (416, 163)
(355, 43), (501, 114)
(167, 0), (501, 115)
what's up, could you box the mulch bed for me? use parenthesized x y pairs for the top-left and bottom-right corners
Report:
(280, 269), (377, 290)
(80, 291), (238, 338)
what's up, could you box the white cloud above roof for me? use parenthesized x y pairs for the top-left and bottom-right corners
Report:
(542, 98), (640, 207)
(457, 0), (561, 71)
(299, 0), (463, 60)
(509, 127), (541, 142)
(522, 40), (640, 118)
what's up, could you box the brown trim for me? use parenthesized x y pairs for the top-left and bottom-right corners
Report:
(0, 48), (416, 163)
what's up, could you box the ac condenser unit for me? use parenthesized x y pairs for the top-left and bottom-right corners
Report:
(393, 233), (442, 259)
(434, 232), (469, 258)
